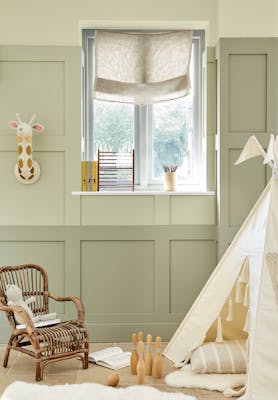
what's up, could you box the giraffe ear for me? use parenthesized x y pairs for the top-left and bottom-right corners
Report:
(32, 123), (44, 132)
(8, 121), (19, 129)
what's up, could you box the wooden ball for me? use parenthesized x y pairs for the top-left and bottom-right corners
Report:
(107, 372), (120, 387)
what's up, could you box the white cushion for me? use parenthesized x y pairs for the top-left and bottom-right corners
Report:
(190, 340), (247, 374)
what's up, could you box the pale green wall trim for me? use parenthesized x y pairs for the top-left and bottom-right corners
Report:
(204, 46), (216, 191)
(0, 225), (216, 343)
(217, 38), (276, 257)
(81, 195), (216, 225)
(170, 196), (215, 225)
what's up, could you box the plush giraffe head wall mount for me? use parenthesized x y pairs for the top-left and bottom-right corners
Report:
(8, 113), (44, 184)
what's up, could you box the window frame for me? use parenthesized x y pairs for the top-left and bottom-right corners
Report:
(82, 29), (205, 190)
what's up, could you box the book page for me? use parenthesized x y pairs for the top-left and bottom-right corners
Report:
(97, 352), (131, 370)
(89, 346), (123, 362)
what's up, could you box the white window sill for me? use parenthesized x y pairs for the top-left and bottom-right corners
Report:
(72, 190), (215, 196)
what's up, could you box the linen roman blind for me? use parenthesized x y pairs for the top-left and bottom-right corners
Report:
(94, 30), (192, 104)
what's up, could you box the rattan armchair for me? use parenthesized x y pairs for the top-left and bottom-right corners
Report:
(0, 264), (89, 381)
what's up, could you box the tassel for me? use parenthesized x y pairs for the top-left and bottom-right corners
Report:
(235, 279), (243, 303)
(239, 258), (249, 283)
(226, 296), (233, 322)
(243, 309), (250, 333)
(216, 316), (224, 343)
(243, 284), (250, 307)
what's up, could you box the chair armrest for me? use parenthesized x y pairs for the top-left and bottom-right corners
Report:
(48, 293), (85, 324)
(0, 305), (35, 333)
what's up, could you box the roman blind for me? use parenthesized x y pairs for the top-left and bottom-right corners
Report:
(94, 30), (192, 104)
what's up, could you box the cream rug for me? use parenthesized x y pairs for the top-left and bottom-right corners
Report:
(1, 381), (196, 400)
(165, 365), (246, 394)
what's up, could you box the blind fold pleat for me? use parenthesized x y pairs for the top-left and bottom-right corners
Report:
(94, 30), (192, 104)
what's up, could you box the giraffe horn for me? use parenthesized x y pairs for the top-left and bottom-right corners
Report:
(28, 114), (36, 125)
(16, 113), (22, 124)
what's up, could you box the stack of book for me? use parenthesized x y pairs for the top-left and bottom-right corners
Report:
(81, 161), (98, 191)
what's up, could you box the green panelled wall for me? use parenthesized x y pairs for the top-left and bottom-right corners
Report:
(0, 45), (217, 343)
(0, 226), (216, 342)
(2, 38), (275, 343)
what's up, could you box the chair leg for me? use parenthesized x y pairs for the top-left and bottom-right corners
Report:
(83, 338), (89, 369)
(35, 360), (42, 381)
(3, 336), (13, 368)
(83, 350), (89, 369)
(34, 339), (42, 381)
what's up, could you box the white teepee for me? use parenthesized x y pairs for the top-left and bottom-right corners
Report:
(163, 135), (278, 400)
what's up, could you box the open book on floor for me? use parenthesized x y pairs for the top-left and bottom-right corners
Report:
(89, 346), (131, 370)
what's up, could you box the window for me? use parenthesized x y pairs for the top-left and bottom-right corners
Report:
(82, 30), (205, 190)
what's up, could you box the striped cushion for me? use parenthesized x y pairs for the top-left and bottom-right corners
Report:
(190, 340), (247, 374)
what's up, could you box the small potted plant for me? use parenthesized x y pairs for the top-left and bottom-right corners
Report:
(163, 165), (177, 191)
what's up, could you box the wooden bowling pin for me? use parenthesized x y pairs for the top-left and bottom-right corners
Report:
(130, 332), (138, 375)
(153, 336), (163, 378)
(137, 331), (144, 360)
(138, 331), (143, 342)
(136, 340), (145, 384)
(145, 334), (153, 376)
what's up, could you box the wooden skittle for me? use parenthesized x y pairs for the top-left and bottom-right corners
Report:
(136, 340), (145, 384)
(138, 331), (143, 342)
(130, 332), (138, 375)
(153, 336), (163, 378)
(145, 334), (153, 376)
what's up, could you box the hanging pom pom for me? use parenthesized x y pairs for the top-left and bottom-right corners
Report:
(216, 316), (224, 343)
(235, 279), (243, 303)
(226, 296), (233, 322)
(239, 258), (249, 283)
(243, 284), (250, 307)
(243, 309), (250, 333)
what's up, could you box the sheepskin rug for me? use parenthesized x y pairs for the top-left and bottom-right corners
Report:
(1, 381), (196, 400)
(165, 364), (246, 392)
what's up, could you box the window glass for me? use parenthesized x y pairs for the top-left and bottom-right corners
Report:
(152, 96), (193, 181)
(152, 47), (194, 182)
(93, 100), (134, 155)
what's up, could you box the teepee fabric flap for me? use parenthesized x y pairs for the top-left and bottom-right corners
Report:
(235, 136), (266, 165)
